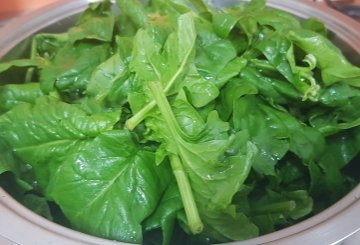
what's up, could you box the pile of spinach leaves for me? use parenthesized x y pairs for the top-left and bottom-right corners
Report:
(1, 0), (360, 244)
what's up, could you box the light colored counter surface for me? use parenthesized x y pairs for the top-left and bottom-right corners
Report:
(0, 0), (359, 20)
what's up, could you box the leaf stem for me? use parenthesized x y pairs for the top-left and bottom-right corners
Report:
(252, 201), (296, 215)
(25, 37), (38, 83)
(148, 81), (203, 234)
(169, 154), (204, 234)
(125, 14), (196, 130)
(125, 100), (156, 131)
(124, 62), (189, 130)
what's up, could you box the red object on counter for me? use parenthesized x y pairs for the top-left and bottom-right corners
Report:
(0, 0), (59, 20)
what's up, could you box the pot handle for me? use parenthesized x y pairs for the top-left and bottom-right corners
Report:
(313, 0), (360, 20)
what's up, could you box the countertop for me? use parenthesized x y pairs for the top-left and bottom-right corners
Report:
(0, 0), (359, 21)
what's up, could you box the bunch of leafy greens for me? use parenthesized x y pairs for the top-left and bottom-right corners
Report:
(0, 0), (360, 244)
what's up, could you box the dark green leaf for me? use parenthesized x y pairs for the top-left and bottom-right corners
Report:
(68, 0), (115, 43)
(0, 83), (44, 112)
(0, 96), (120, 189)
(302, 18), (328, 37)
(22, 194), (53, 220)
(40, 42), (110, 94)
(232, 96), (289, 175)
(288, 29), (360, 86)
(87, 53), (130, 104)
(47, 130), (171, 243)
(144, 181), (183, 245)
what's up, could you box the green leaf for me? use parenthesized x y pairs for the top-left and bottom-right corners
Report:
(201, 210), (258, 242)
(40, 42), (110, 94)
(172, 89), (206, 138)
(302, 18), (328, 37)
(254, 31), (294, 82)
(68, 0), (115, 43)
(116, 0), (148, 29)
(309, 128), (360, 207)
(147, 82), (258, 241)
(233, 95), (325, 173)
(0, 83), (44, 112)
(30, 33), (69, 60)
(1, 0), (360, 244)
(0, 96), (120, 189)
(126, 12), (197, 130)
(232, 96), (289, 175)
(251, 189), (313, 221)
(0, 58), (44, 85)
(21, 194), (53, 220)
(309, 90), (360, 135)
(0, 139), (18, 175)
(256, 8), (301, 32)
(212, 12), (241, 38)
(288, 126), (325, 161)
(254, 30), (319, 101)
(144, 181), (183, 245)
(319, 83), (360, 107)
(87, 53), (130, 104)
(0, 59), (42, 74)
(195, 12), (248, 88)
(195, 38), (239, 88)
(218, 78), (258, 121)
(0, 172), (34, 200)
(239, 67), (302, 105)
(183, 65), (219, 108)
(47, 130), (171, 243)
(130, 29), (164, 83)
(288, 29), (360, 87)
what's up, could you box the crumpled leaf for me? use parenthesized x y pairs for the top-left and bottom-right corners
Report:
(288, 29), (360, 87)
(68, 0), (115, 43)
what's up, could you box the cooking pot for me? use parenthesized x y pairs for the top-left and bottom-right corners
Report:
(0, 0), (359, 244)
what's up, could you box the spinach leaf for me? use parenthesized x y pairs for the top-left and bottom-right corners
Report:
(309, 128), (360, 208)
(22, 193), (53, 220)
(0, 83), (43, 112)
(116, 0), (148, 29)
(147, 82), (258, 240)
(238, 67), (302, 105)
(0, 96), (120, 189)
(30, 33), (69, 60)
(144, 180), (183, 245)
(126, 12), (197, 129)
(47, 130), (171, 243)
(0, 59), (42, 74)
(0, 139), (18, 175)
(302, 18), (328, 37)
(217, 77), (258, 121)
(250, 189), (312, 232)
(232, 95), (325, 174)
(309, 86), (360, 135)
(232, 96), (290, 175)
(68, 0), (115, 43)
(0, 0), (360, 244)
(195, 35), (242, 89)
(288, 29), (360, 87)
(86, 53), (130, 105)
(254, 30), (319, 101)
(40, 42), (111, 94)
(212, 12), (241, 39)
